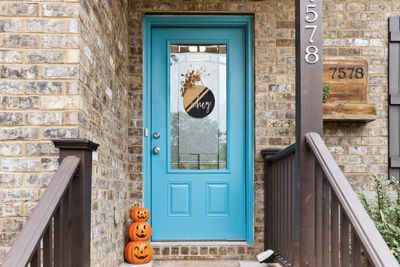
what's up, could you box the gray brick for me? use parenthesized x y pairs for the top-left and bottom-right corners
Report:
(1, 96), (40, 109)
(0, 50), (22, 63)
(0, 188), (38, 201)
(0, 19), (23, 32)
(1, 218), (25, 232)
(0, 81), (25, 94)
(26, 19), (65, 33)
(0, 128), (39, 140)
(41, 158), (58, 171)
(27, 51), (64, 64)
(0, 173), (21, 187)
(0, 34), (40, 48)
(26, 81), (62, 94)
(42, 3), (80, 17)
(43, 66), (78, 79)
(0, 112), (23, 126)
(27, 112), (62, 125)
(0, 144), (21, 156)
(1, 159), (40, 172)
(0, 232), (17, 246)
(40, 96), (79, 109)
(23, 173), (52, 187)
(43, 128), (79, 139)
(67, 20), (80, 33)
(0, 3), (38, 16)
(26, 142), (57, 156)
(42, 35), (79, 49)
(0, 65), (38, 79)
(0, 203), (22, 218)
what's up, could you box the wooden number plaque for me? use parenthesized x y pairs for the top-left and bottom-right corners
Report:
(323, 60), (368, 102)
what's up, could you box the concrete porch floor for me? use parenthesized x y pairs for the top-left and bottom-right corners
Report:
(120, 260), (280, 267)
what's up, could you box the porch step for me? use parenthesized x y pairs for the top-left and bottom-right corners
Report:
(120, 260), (281, 267)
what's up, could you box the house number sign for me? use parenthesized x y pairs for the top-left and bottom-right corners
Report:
(304, 0), (320, 64)
(323, 60), (368, 102)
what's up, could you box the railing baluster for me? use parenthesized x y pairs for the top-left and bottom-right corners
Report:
(30, 245), (41, 267)
(361, 247), (368, 267)
(274, 162), (280, 252)
(288, 156), (292, 264)
(265, 158), (273, 250)
(271, 163), (276, 250)
(54, 201), (64, 267)
(63, 184), (72, 267)
(291, 155), (297, 265)
(323, 178), (331, 266)
(278, 159), (283, 255)
(366, 257), (373, 267)
(352, 231), (362, 267)
(43, 221), (53, 267)
(283, 157), (288, 259)
(341, 211), (350, 267)
(315, 162), (323, 267)
(331, 195), (339, 267)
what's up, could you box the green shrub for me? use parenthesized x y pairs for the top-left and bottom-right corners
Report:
(322, 81), (331, 103)
(359, 175), (400, 261)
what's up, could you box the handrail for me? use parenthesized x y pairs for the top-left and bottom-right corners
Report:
(306, 132), (399, 267)
(1, 156), (80, 267)
(265, 144), (295, 163)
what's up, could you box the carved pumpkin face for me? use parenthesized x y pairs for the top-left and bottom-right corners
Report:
(130, 207), (150, 222)
(128, 222), (152, 241)
(125, 241), (153, 264)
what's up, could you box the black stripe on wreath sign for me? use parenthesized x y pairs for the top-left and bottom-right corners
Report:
(183, 85), (215, 118)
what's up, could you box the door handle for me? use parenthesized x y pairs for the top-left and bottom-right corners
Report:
(153, 146), (160, 154)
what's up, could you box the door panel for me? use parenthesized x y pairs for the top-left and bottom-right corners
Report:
(150, 26), (247, 240)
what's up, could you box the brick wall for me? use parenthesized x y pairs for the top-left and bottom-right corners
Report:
(0, 0), (82, 261)
(128, 0), (399, 261)
(79, 0), (129, 266)
(0, 1), (130, 266)
(322, 1), (399, 190)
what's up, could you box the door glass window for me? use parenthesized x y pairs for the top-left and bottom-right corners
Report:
(170, 44), (227, 170)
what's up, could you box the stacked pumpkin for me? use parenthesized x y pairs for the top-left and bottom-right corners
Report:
(125, 207), (153, 265)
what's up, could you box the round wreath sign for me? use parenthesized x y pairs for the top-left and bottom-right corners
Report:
(181, 70), (215, 119)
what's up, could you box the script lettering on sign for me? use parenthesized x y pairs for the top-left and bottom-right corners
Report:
(304, 0), (320, 64)
(183, 85), (215, 119)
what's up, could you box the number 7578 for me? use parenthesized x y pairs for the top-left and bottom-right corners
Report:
(329, 67), (364, 80)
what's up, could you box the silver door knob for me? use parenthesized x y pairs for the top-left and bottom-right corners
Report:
(153, 146), (160, 154)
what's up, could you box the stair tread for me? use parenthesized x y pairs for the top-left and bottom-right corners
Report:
(120, 260), (279, 267)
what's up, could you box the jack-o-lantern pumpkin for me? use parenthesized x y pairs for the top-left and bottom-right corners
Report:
(130, 207), (150, 222)
(125, 241), (153, 264)
(128, 222), (152, 241)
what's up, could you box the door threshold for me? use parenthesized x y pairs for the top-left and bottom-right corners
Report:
(151, 241), (248, 246)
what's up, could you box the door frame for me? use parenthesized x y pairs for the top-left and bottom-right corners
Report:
(143, 15), (254, 244)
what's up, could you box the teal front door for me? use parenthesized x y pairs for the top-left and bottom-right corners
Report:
(147, 17), (252, 241)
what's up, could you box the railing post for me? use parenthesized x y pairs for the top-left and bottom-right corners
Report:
(53, 139), (99, 267)
(295, 0), (323, 266)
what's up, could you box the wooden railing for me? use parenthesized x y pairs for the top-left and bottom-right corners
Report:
(263, 144), (297, 266)
(2, 139), (99, 267)
(263, 133), (399, 267)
